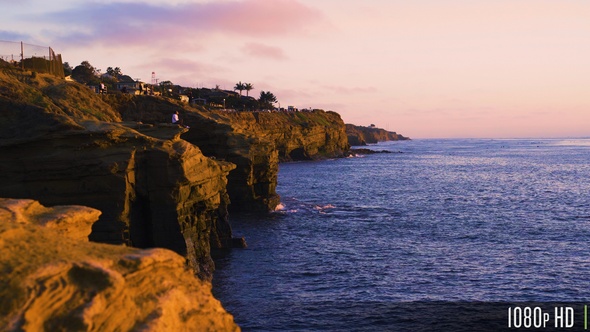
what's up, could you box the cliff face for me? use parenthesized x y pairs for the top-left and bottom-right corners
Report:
(182, 110), (349, 212)
(0, 67), (351, 279)
(0, 119), (234, 280)
(106, 94), (349, 212)
(0, 198), (239, 332)
(1, 67), (240, 280)
(346, 124), (409, 146)
(0, 66), (358, 330)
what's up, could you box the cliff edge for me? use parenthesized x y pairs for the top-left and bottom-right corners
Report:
(106, 94), (349, 212)
(0, 66), (235, 280)
(0, 65), (353, 278)
(0, 198), (239, 332)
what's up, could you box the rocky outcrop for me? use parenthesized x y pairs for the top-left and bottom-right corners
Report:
(1, 68), (349, 278)
(106, 94), (349, 212)
(181, 110), (349, 212)
(346, 124), (409, 146)
(0, 67), (352, 279)
(0, 115), (235, 280)
(0, 198), (239, 332)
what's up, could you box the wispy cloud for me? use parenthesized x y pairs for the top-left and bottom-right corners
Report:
(0, 31), (33, 43)
(37, 0), (325, 47)
(241, 42), (287, 60)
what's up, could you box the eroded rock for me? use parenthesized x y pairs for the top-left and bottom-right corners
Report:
(0, 120), (235, 280)
(0, 199), (240, 332)
(182, 110), (349, 212)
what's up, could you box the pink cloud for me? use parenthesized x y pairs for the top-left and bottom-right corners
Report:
(205, 0), (323, 36)
(41, 0), (325, 47)
(241, 43), (288, 60)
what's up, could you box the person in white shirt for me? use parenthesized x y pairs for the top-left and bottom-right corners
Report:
(172, 111), (189, 128)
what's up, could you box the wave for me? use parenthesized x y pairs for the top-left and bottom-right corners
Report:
(272, 198), (335, 215)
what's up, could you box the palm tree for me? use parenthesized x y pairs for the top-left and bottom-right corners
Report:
(106, 66), (122, 79)
(244, 82), (254, 96)
(259, 91), (278, 109)
(234, 81), (245, 95)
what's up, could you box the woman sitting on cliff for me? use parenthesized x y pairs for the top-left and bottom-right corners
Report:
(172, 111), (189, 128)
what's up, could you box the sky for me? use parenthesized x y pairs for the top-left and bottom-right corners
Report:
(1, 0), (589, 138)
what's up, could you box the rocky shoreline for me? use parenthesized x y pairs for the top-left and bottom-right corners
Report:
(0, 64), (405, 330)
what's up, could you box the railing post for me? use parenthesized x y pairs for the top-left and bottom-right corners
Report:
(20, 41), (24, 70)
(48, 47), (52, 74)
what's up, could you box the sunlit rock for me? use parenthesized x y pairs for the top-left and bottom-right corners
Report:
(0, 198), (240, 332)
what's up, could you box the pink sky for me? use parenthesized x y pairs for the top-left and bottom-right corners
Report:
(2, 0), (589, 138)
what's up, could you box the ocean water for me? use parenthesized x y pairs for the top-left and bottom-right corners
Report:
(213, 139), (590, 331)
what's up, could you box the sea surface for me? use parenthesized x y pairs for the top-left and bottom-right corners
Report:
(213, 139), (590, 331)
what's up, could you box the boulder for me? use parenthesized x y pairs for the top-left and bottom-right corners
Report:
(0, 198), (99, 241)
(0, 198), (240, 332)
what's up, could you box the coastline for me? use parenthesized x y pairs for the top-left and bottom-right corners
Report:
(0, 67), (408, 330)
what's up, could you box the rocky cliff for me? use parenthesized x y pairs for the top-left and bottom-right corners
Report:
(0, 66), (237, 280)
(346, 124), (409, 146)
(182, 110), (349, 212)
(0, 198), (239, 332)
(0, 65), (351, 277)
(0, 119), (234, 280)
(106, 94), (349, 212)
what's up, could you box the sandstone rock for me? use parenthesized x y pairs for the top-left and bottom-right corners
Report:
(0, 199), (240, 332)
(0, 119), (235, 280)
(181, 110), (349, 212)
(103, 94), (350, 213)
(0, 198), (100, 241)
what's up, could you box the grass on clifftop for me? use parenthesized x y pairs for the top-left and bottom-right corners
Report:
(0, 62), (120, 122)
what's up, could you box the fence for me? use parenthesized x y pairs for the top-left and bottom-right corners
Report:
(0, 40), (64, 78)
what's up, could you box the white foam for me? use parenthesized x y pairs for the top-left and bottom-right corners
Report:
(313, 204), (336, 211)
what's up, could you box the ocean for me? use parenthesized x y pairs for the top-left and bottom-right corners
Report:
(212, 139), (590, 331)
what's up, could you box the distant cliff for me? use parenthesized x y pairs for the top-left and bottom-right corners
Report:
(346, 124), (409, 146)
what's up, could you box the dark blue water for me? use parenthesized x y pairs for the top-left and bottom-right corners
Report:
(213, 139), (590, 331)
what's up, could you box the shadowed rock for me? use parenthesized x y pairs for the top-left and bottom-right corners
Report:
(0, 118), (235, 280)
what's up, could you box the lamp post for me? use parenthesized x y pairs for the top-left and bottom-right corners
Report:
(223, 98), (226, 110)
